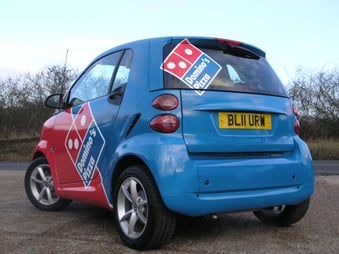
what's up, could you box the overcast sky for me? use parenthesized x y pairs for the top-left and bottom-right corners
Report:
(1, 0), (338, 85)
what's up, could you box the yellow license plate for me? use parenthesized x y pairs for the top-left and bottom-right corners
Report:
(218, 112), (272, 130)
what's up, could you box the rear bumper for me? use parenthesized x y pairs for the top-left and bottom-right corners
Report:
(157, 136), (314, 216)
(162, 182), (314, 216)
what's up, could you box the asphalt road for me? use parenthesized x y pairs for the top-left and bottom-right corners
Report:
(313, 160), (339, 175)
(0, 160), (338, 175)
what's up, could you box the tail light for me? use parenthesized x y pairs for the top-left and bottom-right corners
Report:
(292, 103), (300, 135)
(150, 115), (179, 133)
(294, 120), (301, 135)
(150, 94), (179, 133)
(152, 94), (178, 110)
(292, 103), (298, 116)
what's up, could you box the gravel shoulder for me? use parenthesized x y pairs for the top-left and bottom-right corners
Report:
(1, 170), (338, 254)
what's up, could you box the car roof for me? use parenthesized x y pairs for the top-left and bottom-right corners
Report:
(92, 36), (266, 63)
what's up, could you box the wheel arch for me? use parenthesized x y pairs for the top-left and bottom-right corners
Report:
(111, 155), (160, 199)
(32, 151), (46, 160)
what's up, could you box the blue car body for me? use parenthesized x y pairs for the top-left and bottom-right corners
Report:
(74, 36), (314, 216)
(33, 36), (314, 216)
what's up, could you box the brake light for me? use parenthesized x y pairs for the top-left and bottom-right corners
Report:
(152, 94), (178, 110)
(150, 114), (179, 133)
(216, 38), (241, 47)
(294, 120), (301, 135)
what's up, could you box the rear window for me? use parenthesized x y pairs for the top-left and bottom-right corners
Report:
(163, 43), (287, 97)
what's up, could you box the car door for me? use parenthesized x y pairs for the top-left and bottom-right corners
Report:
(52, 50), (133, 187)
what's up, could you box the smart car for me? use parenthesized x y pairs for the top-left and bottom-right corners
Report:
(25, 36), (314, 250)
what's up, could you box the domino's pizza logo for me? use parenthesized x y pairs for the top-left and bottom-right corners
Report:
(65, 103), (105, 187)
(161, 39), (222, 95)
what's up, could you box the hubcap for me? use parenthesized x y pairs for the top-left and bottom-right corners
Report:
(264, 205), (286, 215)
(117, 177), (148, 239)
(30, 164), (60, 206)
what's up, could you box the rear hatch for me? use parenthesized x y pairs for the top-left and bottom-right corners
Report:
(180, 90), (294, 155)
(163, 38), (294, 156)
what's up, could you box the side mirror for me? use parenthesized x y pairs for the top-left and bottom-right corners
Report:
(44, 94), (64, 109)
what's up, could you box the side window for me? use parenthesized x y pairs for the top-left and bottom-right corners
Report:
(111, 49), (133, 91)
(68, 51), (123, 107)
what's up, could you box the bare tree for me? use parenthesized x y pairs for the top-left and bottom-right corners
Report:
(0, 65), (79, 137)
(288, 67), (339, 139)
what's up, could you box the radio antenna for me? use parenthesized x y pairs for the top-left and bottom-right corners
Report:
(64, 48), (69, 68)
(60, 48), (69, 94)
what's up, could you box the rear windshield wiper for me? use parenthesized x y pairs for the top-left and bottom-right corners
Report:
(222, 46), (260, 60)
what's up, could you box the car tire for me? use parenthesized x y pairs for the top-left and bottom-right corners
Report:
(24, 157), (71, 211)
(253, 198), (310, 226)
(113, 165), (177, 250)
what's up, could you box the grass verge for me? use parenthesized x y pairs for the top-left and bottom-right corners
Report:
(307, 140), (339, 160)
(0, 137), (39, 161)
